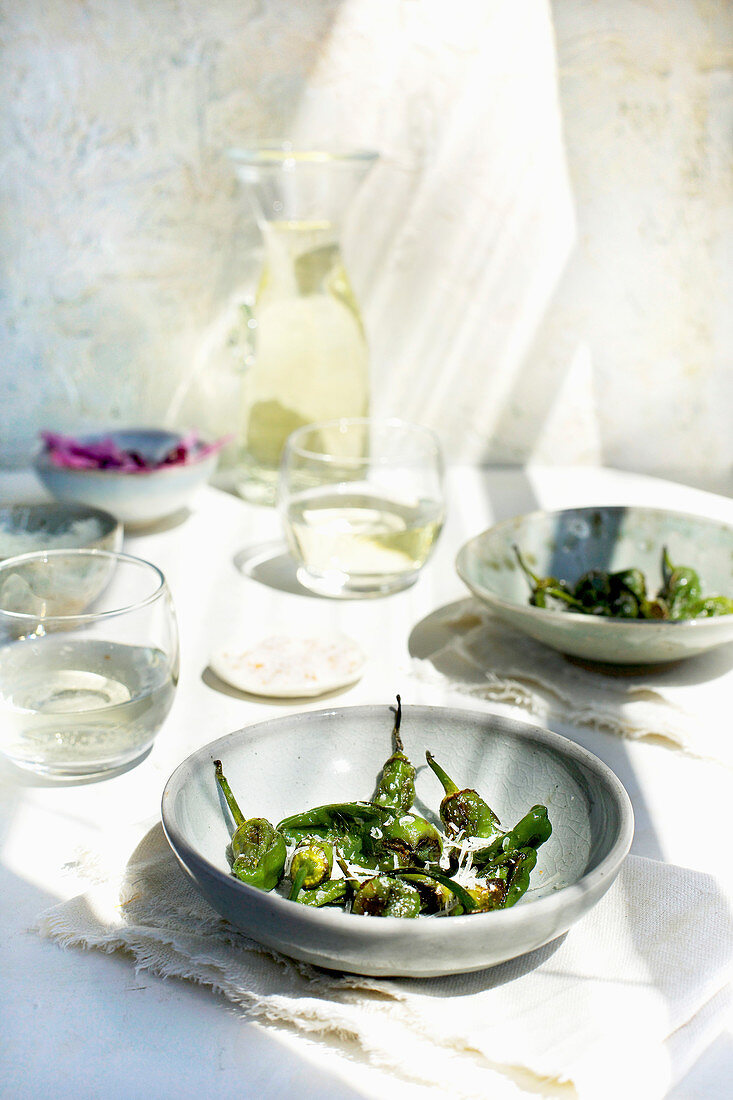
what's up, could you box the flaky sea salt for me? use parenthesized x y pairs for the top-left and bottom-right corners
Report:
(210, 632), (366, 698)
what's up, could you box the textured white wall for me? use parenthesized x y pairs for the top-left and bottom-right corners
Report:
(537, 0), (733, 493)
(1, 0), (731, 494)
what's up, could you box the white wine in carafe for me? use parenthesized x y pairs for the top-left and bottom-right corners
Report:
(236, 221), (369, 504)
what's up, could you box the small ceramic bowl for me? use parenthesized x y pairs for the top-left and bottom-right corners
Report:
(34, 429), (219, 528)
(161, 703), (633, 977)
(456, 505), (733, 664)
(0, 502), (122, 561)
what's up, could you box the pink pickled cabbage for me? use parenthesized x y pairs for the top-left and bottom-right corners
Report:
(40, 431), (231, 472)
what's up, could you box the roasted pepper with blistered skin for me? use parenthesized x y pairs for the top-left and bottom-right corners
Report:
(393, 867), (472, 914)
(514, 546), (583, 611)
(277, 801), (390, 868)
(397, 872), (453, 914)
(361, 698), (443, 869)
(502, 847), (538, 908)
(449, 879), (508, 915)
(372, 810), (443, 868)
(660, 547), (703, 619)
(688, 595), (733, 617)
(372, 695), (416, 814)
(351, 875), (422, 918)
(473, 804), (552, 873)
(425, 751), (502, 840)
(214, 759), (286, 892)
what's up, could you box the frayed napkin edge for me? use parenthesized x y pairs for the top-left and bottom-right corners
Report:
(410, 657), (733, 770)
(33, 909), (564, 1099)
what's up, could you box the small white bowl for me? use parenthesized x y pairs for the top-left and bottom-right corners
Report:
(161, 703), (633, 977)
(34, 429), (219, 528)
(456, 505), (733, 665)
(0, 502), (122, 561)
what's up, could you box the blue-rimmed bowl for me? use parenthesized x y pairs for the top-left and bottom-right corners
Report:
(34, 429), (219, 528)
(456, 505), (733, 664)
(161, 703), (633, 977)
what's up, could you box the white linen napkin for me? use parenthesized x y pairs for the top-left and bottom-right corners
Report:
(36, 822), (733, 1100)
(410, 599), (733, 769)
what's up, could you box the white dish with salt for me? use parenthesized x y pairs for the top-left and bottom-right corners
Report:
(210, 631), (366, 698)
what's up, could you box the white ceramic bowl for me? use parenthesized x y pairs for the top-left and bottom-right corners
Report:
(0, 502), (122, 561)
(161, 703), (633, 977)
(34, 429), (218, 528)
(456, 505), (733, 665)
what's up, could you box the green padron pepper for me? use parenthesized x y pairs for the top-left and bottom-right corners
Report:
(277, 801), (390, 868)
(288, 840), (333, 899)
(473, 804), (552, 874)
(361, 697), (443, 871)
(214, 759), (286, 892)
(688, 595), (733, 617)
(514, 546), (583, 611)
(501, 846), (539, 908)
(372, 695), (416, 814)
(660, 547), (703, 619)
(425, 751), (502, 840)
(292, 878), (349, 908)
(372, 810), (443, 869)
(351, 875), (422, 918)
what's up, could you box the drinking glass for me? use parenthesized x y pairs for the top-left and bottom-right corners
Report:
(0, 548), (179, 778)
(278, 417), (445, 597)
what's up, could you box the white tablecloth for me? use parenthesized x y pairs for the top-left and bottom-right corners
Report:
(2, 464), (733, 1098)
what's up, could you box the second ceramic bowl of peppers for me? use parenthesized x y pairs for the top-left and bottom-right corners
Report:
(457, 505), (733, 665)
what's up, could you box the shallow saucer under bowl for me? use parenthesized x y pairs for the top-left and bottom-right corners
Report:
(456, 505), (733, 665)
(161, 703), (633, 977)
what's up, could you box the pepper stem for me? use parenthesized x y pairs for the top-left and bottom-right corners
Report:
(288, 861), (310, 901)
(392, 694), (404, 754)
(425, 751), (459, 796)
(214, 759), (245, 829)
(513, 545), (542, 588)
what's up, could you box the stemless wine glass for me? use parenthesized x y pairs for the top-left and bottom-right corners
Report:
(0, 548), (179, 779)
(278, 417), (445, 597)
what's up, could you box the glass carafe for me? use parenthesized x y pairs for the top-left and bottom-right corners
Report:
(228, 145), (379, 505)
